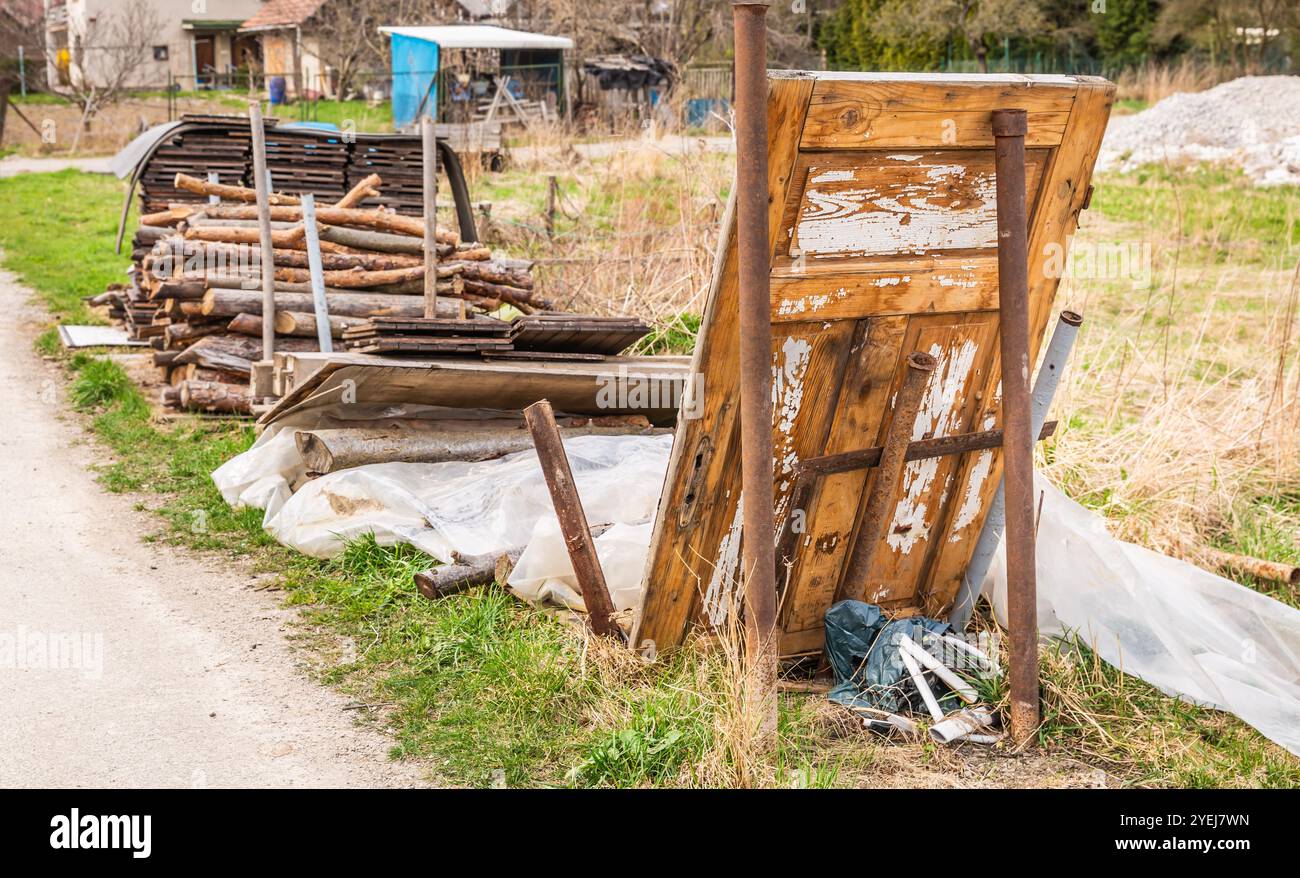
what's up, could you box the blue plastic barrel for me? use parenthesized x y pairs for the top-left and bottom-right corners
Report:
(269, 76), (287, 105)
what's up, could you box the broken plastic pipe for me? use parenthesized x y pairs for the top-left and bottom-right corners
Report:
(950, 310), (1084, 628)
(899, 636), (978, 704)
(929, 707), (999, 745)
(898, 647), (945, 722)
(938, 633), (999, 674)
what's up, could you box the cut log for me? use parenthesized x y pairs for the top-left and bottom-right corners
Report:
(172, 333), (317, 374)
(294, 425), (667, 474)
(414, 549), (523, 600)
(319, 224), (422, 255)
(274, 310), (369, 338)
(184, 225), (307, 248)
(201, 288), (459, 320)
(199, 204), (458, 245)
(173, 172), (301, 206)
(334, 173), (383, 209)
(178, 380), (254, 415)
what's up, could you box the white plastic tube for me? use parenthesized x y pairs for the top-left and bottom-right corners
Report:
(898, 648), (945, 722)
(929, 707), (997, 744)
(900, 636), (978, 703)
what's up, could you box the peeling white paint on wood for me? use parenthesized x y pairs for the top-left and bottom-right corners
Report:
(776, 287), (849, 317)
(887, 338), (981, 554)
(772, 336), (813, 524)
(703, 495), (744, 626)
(794, 156), (999, 258)
(810, 168), (856, 184)
(950, 449), (994, 539)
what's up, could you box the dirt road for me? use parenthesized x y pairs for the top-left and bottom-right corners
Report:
(0, 265), (428, 787)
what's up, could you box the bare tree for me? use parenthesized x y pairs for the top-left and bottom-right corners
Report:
(875, 0), (1046, 73)
(313, 0), (456, 98)
(66, 0), (163, 130)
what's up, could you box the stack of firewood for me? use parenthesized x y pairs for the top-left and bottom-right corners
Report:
(91, 170), (547, 415)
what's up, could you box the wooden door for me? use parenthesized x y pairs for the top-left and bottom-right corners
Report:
(633, 73), (1114, 657)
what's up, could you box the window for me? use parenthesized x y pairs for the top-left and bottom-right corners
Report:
(153, 45), (169, 62)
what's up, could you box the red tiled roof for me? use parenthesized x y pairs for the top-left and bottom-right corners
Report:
(240, 0), (329, 31)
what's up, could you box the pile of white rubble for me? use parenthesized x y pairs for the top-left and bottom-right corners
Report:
(1098, 75), (1300, 185)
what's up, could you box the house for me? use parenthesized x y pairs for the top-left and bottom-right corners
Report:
(238, 0), (498, 101)
(43, 0), (264, 91)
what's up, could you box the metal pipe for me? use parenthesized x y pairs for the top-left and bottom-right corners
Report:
(421, 114), (439, 319)
(840, 351), (937, 601)
(950, 310), (1082, 628)
(992, 107), (1039, 743)
(523, 400), (621, 639)
(299, 194), (334, 353)
(248, 100), (276, 364)
(732, 1), (777, 735)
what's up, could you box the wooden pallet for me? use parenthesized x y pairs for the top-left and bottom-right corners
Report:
(632, 72), (1114, 658)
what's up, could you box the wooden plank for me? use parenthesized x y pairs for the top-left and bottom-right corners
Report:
(844, 312), (999, 607)
(920, 78), (1115, 616)
(780, 150), (1048, 261)
(778, 315), (905, 635)
(632, 75), (816, 655)
(800, 78), (1077, 149)
(771, 256), (1000, 323)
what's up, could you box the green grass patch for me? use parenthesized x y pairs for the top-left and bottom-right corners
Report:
(0, 170), (132, 322)
(1092, 166), (1300, 266)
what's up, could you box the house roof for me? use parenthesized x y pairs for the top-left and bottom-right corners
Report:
(240, 0), (328, 32)
(379, 25), (573, 51)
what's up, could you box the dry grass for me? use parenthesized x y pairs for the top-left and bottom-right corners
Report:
(1044, 168), (1300, 584)
(1113, 59), (1237, 107)
(470, 123), (730, 333)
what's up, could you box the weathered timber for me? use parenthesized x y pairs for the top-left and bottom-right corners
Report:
(178, 379), (253, 414)
(173, 171), (301, 205)
(523, 399), (622, 638)
(295, 424), (666, 474)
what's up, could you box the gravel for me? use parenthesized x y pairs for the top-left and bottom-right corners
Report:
(1097, 75), (1300, 186)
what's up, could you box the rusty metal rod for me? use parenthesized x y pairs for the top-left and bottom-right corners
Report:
(993, 107), (1040, 744)
(732, 1), (778, 735)
(522, 400), (622, 639)
(840, 351), (938, 602)
(796, 420), (1058, 479)
(1202, 547), (1300, 587)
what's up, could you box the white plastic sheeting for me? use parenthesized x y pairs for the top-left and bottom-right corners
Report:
(985, 477), (1300, 757)
(215, 422), (1300, 755)
(214, 424), (670, 566)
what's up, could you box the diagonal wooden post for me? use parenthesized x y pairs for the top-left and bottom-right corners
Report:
(523, 400), (622, 639)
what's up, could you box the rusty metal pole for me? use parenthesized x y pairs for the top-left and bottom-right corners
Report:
(841, 351), (937, 602)
(992, 108), (1040, 744)
(523, 400), (622, 639)
(732, 1), (778, 742)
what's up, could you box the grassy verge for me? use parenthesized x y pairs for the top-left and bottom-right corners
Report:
(2, 168), (1296, 788)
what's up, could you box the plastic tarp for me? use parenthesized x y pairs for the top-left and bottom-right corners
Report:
(212, 413), (669, 609)
(984, 477), (1300, 757)
(390, 32), (439, 129)
(824, 601), (957, 714)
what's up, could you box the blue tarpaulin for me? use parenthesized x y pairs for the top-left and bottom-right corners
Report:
(391, 33), (439, 129)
